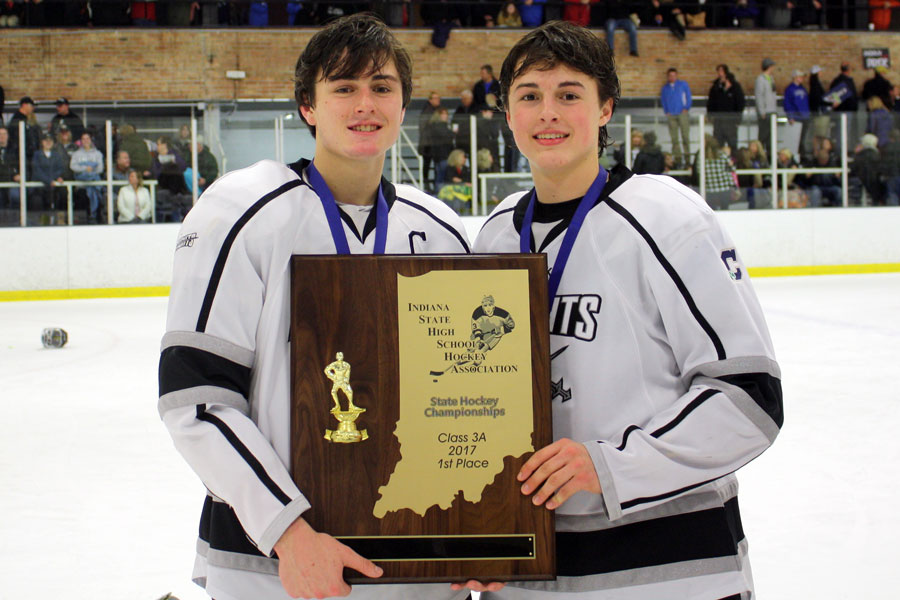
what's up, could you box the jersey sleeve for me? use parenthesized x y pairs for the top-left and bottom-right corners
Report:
(157, 182), (309, 557)
(586, 208), (783, 521)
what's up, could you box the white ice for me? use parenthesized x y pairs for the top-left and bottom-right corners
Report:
(1, 273), (898, 600)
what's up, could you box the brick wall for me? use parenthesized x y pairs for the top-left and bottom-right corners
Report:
(1, 28), (898, 103)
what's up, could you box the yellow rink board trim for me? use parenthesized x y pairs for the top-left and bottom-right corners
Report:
(2, 264), (900, 302)
(747, 263), (900, 277)
(0, 286), (171, 302)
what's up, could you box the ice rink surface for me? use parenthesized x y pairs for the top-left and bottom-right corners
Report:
(1, 273), (898, 600)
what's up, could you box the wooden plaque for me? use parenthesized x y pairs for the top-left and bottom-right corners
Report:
(289, 255), (554, 584)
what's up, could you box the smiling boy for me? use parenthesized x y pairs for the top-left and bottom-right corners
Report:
(473, 21), (783, 600)
(158, 15), (470, 600)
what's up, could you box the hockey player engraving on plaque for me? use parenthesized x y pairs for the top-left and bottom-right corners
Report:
(289, 255), (554, 584)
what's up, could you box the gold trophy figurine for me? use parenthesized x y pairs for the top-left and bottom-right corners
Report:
(323, 352), (368, 443)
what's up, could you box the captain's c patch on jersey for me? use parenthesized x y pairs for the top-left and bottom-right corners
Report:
(720, 248), (742, 281)
(550, 294), (601, 341)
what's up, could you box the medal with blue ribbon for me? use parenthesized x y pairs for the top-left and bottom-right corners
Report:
(307, 161), (389, 255)
(519, 166), (608, 306)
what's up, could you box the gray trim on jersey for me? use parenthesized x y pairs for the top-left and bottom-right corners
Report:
(160, 330), (255, 367)
(587, 442), (623, 521)
(685, 356), (781, 382)
(695, 376), (781, 444)
(505, 539), (749, 593)
(555, 476), (738, 532)
(257, 496), (312, 556)
(158, 385), (250, 418)
(198, 538), (280, 576)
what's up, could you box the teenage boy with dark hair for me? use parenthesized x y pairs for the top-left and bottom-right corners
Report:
(473, 20), (783, 600)
(158, 14), (470, 600)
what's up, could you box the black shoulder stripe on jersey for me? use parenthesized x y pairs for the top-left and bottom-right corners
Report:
(199, 495), (268, 558)
(395, 197), (471, 253)
(481, 206), (516, 231)
(717, 372), (784, 428)
(651, 389), (719, 438)
(195, 404), (293, 506)
(158, 345), (251, 398)
(613, 389), (719, 451)
(557, 496), (744, 576)
(196, 179), (304, 333)
(604, 198), (726, 360)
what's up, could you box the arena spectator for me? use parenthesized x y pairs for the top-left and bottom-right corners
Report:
(0, 82), (4, 118)
(497, 1), (522, 25)
(472, 65), (501, 110)
(866, 96), (892, 148)
(112, 149), (131, 181)
(418, 91), (441, 189)
(248, 1), (269, 26)
(861, 66), (894, 112)
(117, 168), (152, 223)
(784, 69), (812, 159)
(425, 107), (454, 192)
(117, 124), (152, 176)
(882, 129), (900, 205)
(0, 125), (21, 209)
(650, 0), (687, 39)
(764, 0), (792, 28)
(734, 145), (771, 208)
(7, 97), (40, 165)
(476, 106), (501, 170)
(808, 64), (832, 143)
(174, 123), (192, 158)
(563, 0), (594, 27)
(31, 132), (67, 214)
(151, 136), (190, 221)
(632, 130), (665, 174)
(603, 0), (638, 56)
(452, 89), (478, 150)
(799, 147), (842, 207)
(195, 135), (219, 190)
(695, 135), (738, 210)
(755, 58), (778, 153)
(49, 98), (84, 140)
(661, 67), (692, 166)
(70, 132), (105, 223)
(164, 1), (200, 25)
(850, 133), (885, 204)
(827, 61), (859, 148)
(0, 1), (22, 27)
(708, 64), (745, 153)
(613, 128), (644, 167)
(729, 0), (760, 27)
(131, 1), (158, 26)
(519, 0), (545, 26)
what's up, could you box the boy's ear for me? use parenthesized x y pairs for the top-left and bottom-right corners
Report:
(598, 98), (614, 127)
(299, 104), (316, 126)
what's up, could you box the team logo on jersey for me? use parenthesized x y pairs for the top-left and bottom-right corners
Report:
(549, 346), (572, 403)
(176, 232), (198, 251)
(720, 248), (742, 280)
(429, 294), (517, 377)
(549, 294), (601, 341)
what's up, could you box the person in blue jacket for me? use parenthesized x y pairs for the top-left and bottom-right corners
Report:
(660, 67), (692, 167)
(784, 69), (812, 160)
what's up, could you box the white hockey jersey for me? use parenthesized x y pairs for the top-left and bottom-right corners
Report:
(474, 165), (783, 599)
(158, 159), (471, 600)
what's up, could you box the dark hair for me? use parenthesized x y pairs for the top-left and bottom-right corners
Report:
(294, 14), (412, 137)
(499, 20), (620, 154)
(716, 63), (730, 73)
(481, 64), (494, 74)
(667, 67), (678, 74)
